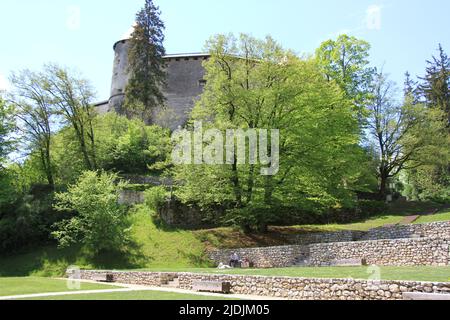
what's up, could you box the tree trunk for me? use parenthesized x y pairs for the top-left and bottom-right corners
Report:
(379, 173), (388, 199)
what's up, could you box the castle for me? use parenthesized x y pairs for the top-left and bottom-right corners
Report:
(95, 39), (210, 130)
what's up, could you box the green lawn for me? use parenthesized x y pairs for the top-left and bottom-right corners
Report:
(415, 209), (450, 224)
(135, 266), (450, 283)
(0, 277), (121, 296)
(23, 290), (238, 300)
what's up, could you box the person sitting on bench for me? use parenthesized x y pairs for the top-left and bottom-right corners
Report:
(229, 252), (241, 268)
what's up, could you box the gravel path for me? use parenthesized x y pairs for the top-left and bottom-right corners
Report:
(0, 279), (286, 300)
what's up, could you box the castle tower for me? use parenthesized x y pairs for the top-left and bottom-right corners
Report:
(109, 39), (131, 114)
(100, 38), (210, 130)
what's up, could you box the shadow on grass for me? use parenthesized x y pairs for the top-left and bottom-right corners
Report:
(0, 240), (149, 277)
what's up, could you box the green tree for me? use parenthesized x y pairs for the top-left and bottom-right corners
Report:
(0, 97), (15, 167)
(43, 64), (98, 170)
(52, 171), (130, 252)
(367, 71), (448, 196)
(316, 34), (375, 116)
(419, 44), (450, 125)
(404, 45), (450, 201)
(94, 113), (171, 174)
(125, 0), (166, 122)
(9, 70), (55, 187)
(173, 34), (360, 232)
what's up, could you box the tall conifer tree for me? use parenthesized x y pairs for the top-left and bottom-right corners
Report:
(125, 0), (166, 123)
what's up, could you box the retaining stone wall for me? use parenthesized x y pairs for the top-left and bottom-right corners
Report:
(209, 238), (450, 268)
(76, 270), (450, 300)
(359, 221), (450, 241)
(308, 238), (450, 267)
(208, 245), (306, 268)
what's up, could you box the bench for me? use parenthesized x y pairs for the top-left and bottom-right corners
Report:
(92, 273), (114, 283)
(403, 292), (450, 300)
(192, 281), (231, 294)
(329, 258), (366, 267)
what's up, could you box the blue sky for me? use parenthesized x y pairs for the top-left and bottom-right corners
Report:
(0, 0), (449, 101)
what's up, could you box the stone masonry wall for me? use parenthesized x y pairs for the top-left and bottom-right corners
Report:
(308, 238), (450, 267)
(282, 222), (450, 245)
(209, 237), (450, 268)
(359, 221), (450, 241)
(77, 270), (450, 300)
(281, 230), (365, 246)
(209, 245), (307, 268)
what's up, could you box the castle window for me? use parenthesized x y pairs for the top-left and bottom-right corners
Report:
(198, 79), (207, 87)
(184, 57), (189, 61)
(176, 58), (180, 61)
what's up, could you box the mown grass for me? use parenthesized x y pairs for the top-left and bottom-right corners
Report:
(23, 290), (238, 300)
(0, 277), (120, 296)
(415, 209), (450, 224)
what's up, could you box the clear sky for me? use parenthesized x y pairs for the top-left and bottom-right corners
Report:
(0, 0), (449, 101)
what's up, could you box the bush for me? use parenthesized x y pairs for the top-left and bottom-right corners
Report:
(94, 113), (171, 175)
(144, 186), (168, 212)
(52, 171), (131, 253)
(0, 184), (61, 254)
(357, 200), (388, 218)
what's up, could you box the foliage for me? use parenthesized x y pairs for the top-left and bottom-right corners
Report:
(9, 69), (55, 186)
(418, 44), (450, 125)
(366, 71), (449, 196)
(0, 97), (15, 167)
(94, 113), (171, 175)
(125, 0), (166, 121)
(42, 64), (98, 170)
(173, 33), (361, 231)
(143, 186), (168, 212)
(316, 34), (375, 116)
(52, 171), (131, 253)
(0, 182), (59, 254)
(357, 200), (388, 218)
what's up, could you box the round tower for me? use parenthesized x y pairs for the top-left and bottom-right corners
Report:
(108, 39), (130, 113)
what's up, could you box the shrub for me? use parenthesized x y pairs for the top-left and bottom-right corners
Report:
(144, 186), (168, 212)
(52, 171), (131, 253)
(357, 200), (388, 218)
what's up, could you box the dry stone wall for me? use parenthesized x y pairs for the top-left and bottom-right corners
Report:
(282, 222), (450, 245)
(308, 238), (450, 267)
(209, 237), (450, 268)
(76, 270), (450, 300)
(359, 221), (450, 241)
(209, 245), (307, 268)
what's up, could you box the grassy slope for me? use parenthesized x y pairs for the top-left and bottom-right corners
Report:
(0, 206), (212, 277)
(23, 290), (238, 300)
(0, 203), (449, 278)
(0, 277), (120, 296)
(415, 209), (450, 224)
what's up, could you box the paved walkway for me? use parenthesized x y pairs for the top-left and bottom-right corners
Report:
(0, 279), (285, 301)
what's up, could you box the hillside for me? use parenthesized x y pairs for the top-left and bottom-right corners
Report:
(0, 204), (449, 277)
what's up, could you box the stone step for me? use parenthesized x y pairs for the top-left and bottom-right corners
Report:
(165, 279), (180, 288)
